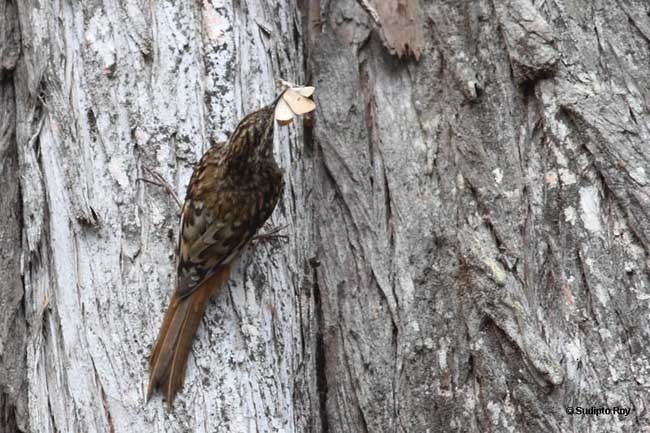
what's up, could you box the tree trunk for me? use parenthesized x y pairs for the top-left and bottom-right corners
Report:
(2, 0), (650, 432)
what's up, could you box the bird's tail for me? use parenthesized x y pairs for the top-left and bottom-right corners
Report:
(146, 266), (231, 407)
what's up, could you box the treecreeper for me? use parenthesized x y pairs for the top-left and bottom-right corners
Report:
(147, 87), (315, 408)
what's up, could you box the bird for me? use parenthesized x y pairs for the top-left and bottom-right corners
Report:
(146, 98), (286, 408)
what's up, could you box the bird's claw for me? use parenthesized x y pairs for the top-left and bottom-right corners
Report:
(252, 224), (289, 243)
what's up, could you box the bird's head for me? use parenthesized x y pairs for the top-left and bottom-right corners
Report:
(224, 103), (277, 168)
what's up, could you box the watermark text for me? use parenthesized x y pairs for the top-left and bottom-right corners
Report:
(565, 406), (631, 417)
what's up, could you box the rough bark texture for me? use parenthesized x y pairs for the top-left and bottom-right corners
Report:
(3, 0), (311, 432)
(2, 0), (650, 432)
(304, 0), (650, 432)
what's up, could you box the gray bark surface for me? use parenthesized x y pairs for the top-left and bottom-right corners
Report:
(2, 0), (650, 432)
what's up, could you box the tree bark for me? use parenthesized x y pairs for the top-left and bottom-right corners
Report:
(2, 0), (650, 432)
(3, 1), (311, 432)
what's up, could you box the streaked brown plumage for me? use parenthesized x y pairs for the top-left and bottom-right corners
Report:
(147, 104), (284, 408)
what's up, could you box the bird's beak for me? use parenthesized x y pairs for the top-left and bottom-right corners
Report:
(271, 88), (289, 107)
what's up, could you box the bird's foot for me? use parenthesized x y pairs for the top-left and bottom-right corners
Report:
(252, 224), (289, 243)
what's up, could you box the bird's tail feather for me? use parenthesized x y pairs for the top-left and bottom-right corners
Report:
(147, 266), (230, 407)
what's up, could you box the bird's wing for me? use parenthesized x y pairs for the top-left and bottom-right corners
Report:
(174, 159), (260, 300)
